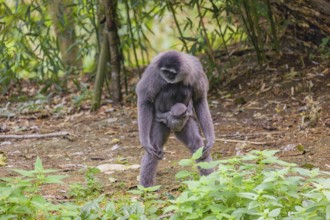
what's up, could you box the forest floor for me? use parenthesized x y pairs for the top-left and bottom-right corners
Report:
(0, 50), (330, 200)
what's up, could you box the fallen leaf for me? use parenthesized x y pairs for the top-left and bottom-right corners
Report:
(111, 138), (120, 144)
(296, 144), (305, 152)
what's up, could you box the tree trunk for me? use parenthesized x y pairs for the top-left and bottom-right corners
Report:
(49, 0), (82, 76)
(104, 0), (122, 105)
(272, 0), (330, 45)
(92, 30), (110, 111)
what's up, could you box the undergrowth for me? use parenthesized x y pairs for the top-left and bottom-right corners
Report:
(1, 150), (329, 219)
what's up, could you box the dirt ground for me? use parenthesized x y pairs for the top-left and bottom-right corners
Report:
(1, 53), (329, 200)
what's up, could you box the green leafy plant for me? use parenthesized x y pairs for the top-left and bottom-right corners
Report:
(175, 148), (218, 181)
(1, 151), (330, 219)
(0, 1), (98, 94)
(68, 167), (103, 201)
(129, 185), (165, 218)
(0, 157), (70, 219)
(0, 156), (151, 219)
(165, 150), (330, 220)
(78, 195), (150, 220)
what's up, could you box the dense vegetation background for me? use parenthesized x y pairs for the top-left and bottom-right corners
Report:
(1, 0), (329, 105)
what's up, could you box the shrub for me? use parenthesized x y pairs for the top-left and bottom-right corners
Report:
(0, 157), (78, 219)
(165, 149), (330, 220)
(1, 151), (329, 219)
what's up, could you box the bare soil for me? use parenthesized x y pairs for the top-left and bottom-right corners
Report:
(1, 53), (329, 200)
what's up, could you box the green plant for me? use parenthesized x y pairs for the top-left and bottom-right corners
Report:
(165, 149), (330, 219)
(1, 151), (330, 219)
(129, 185), (165, 218)
(0, 157), (72, 219)
(78, 195), (150, 220)
(0, 157), (150, 219)
(0, 0), (98, 94)
(68, 167), (103, 201)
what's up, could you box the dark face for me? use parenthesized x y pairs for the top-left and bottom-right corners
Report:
(158, 51), (182, 83)
(161, 68), (177, 80)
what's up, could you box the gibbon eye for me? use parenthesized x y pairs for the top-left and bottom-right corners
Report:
(164, 69), (176, 75)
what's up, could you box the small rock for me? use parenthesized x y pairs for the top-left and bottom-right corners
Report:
(111, 144), (120, 151)
(129, 164), (140, 169)
(97, 163), (140, 173)
(97, 164), (127, 172)
(108, 177), (117, 183)
(281, 144), (296, 152)
(107, 117), (118, 123)
(0, 141), (12, 146)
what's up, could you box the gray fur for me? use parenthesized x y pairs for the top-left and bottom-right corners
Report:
(136, 50), (215, 187)
(156, 102), (193, 132)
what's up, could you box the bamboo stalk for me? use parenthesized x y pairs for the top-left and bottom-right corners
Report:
(133, 8), (146, 66)
(92, 30), (110, 111)
(196, 0), (221, 78)
(166, 0), (189, 52)
(209, 0), (232, 68)
(196, 0), (214, 57)
(265, 0), (279, 51)
(241, 0), (263, 63)
(124, 0), (141, 77)
(250, 0), (265, 53)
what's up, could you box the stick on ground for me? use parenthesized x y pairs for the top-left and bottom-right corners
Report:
(169, 136), (274, 145)
(0, 131), (70, 140)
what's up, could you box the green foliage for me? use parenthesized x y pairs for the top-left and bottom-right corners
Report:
(224, 0), (280, 62)
(0, 1), (62, 92)
(1, 152), (330, 219)
(1, 0), (282, 94)
(69, 167), (103, 201)
(166, 150), (330, 219)
(78, 195), (153, 220)
(128, 185), (165, 218)
(0, 0), (98, 94)
(0, 157), (70, 219)
(0, 157), (153, 219)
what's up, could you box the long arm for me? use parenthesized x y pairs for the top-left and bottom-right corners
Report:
(195, 99), (215, 145)
(136, 65), (163, 159)
(192, 68), (215, 158)
(137, 99), (153, 147)
(194, 97), (215, 151)
(137, 95), (165, 159)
